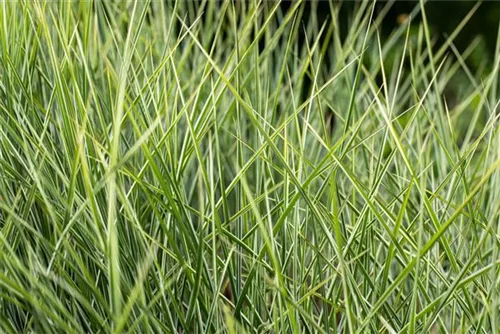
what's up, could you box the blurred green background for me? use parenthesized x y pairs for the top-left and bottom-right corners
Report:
(277, 1), (499, 67)
(384, 1), (499, 65)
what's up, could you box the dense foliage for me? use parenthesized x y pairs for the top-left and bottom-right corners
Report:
(0, 1), (499, 333)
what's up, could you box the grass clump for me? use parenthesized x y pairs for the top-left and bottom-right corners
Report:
(0, 1), (500, 333)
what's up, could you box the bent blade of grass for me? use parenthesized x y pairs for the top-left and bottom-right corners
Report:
(106, 0), (142, 327)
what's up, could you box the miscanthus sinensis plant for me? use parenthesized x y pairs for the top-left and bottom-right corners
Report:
(0, 1), (499, 333)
